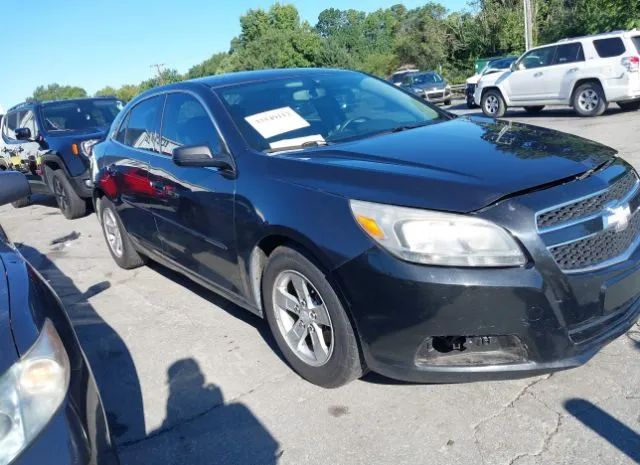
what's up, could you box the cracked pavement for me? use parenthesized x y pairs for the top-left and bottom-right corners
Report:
(1, 101), (639, 464)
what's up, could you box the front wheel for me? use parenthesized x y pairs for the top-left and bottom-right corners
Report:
(481, 90), (507, 118)
(11, 196), (32, 208)
(262, 246), (365, 388)
(51, 170), (87, 219)
(573, 82), (607, 117)
(618, 100), (640, 112)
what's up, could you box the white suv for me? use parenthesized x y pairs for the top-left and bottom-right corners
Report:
(475, 30), (640, 117)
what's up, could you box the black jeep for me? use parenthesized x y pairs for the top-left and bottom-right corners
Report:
(0, 98), (123, 218)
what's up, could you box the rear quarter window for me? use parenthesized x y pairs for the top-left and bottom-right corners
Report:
(593, 37), (626, 58)
(632, 36), (640, 54)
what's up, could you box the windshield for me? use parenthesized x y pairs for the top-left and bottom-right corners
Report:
(40, 99), (123, 131)
(412, 73), (443, 85)
(391, 73), (406, 84)
(217, 72), (445, 152)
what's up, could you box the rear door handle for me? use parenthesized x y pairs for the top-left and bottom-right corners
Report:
(534, 72), (543, 77)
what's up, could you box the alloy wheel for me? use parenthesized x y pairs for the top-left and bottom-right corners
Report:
(484, 95), (499, 115)
(578, 89), (599, 112)
(102, 208), (124, 258)
(272, 270), (334, 367)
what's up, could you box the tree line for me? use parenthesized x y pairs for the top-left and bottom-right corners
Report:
(29, 0), (640, 103)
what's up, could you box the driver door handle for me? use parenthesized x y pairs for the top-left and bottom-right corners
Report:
(534, 72), (543, 77)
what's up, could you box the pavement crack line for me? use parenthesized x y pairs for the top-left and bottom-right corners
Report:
(472, 374), (553, 465)
(507, 413), (563, 465)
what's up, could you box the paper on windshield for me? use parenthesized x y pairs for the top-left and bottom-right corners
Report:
(245, 107), (310, 139)
(269, 134), (325, 150)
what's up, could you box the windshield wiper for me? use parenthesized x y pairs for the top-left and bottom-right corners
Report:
(328, 120), (438, 144)
(265, 139), (330, 154)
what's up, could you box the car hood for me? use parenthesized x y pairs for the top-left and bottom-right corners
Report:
(270, 116), (617, 212)
(0, 247), (19, 374)
(478, 70), (510, 86)
(414, 81), (447, 90)
(466, 74), (481, 85)
(47, 127), (109, 140)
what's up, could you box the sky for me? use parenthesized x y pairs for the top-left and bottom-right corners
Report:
(0, 0), (469, 110)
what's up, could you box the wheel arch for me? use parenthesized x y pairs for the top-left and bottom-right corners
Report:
(570, 78), (606, 104)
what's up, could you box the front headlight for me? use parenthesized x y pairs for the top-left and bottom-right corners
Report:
(0, 320), (70, 465)
(350, 200), (526, 267)
(80, 139), (100, 157)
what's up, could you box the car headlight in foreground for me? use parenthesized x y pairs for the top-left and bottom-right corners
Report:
(0, 320), (70, 465)
(350, 199), (526, 267)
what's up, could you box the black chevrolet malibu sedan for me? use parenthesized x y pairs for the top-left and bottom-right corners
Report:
(0, 172), (118, 463)
(92, 68), (640, 387)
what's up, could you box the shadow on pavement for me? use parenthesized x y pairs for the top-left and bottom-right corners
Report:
(17, 244), (146, 444)
(145, 260), (285, 363)
(122, 358), (281, 465)
(565, 398), (640, 463)
(19, 245), (282, 464)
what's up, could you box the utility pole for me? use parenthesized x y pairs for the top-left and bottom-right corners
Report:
(150, 63), (166, 84)
(523, 0), (534, 51)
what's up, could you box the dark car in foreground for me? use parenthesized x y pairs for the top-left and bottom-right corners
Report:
(0, 98), (123, 218)
(92, 68), (640, 387)
(401, 71), (452, 105)
(0, 172), (118, 463)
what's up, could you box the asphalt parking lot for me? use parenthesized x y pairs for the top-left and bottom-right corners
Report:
(2, 100), (640, 465)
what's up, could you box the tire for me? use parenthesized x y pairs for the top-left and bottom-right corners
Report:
(618, 100), (640, 112)
(481, 89), (507, 118)
(524, 106), (545, 114)
(444, 99), (452, 106)
(98, 197), (146, 269)
(11, 196), (32, 208)
(51, 170), (87, 219)
(466, 100), (476, 109)
(572, 82), (607, 117)
(262, 246), (365, 388)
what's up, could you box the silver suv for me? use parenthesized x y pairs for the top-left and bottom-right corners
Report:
(475, 30), (640, 117)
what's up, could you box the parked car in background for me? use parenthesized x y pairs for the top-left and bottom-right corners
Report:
(476, 30), (640, 117)
(0, 97), (123, 217)
(388, 67), (419, 86)
(466, 56), (518, 108)
(401, 71), (452, 105)
(93, 68), (640, 388)
(0, 171), (118, 465)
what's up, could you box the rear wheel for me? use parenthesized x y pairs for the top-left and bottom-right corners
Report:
(481, 90), (507, 118)
(262, 246), (364, 388)
(524, 106), (545, 114)
(51, 170), (87, 219)
(573, 82), (607, 117)
(618, 100), (640, 112)
(98, 197), (146, 269)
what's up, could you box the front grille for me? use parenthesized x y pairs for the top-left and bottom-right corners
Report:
(550, 209), (640, 270)
(427, 92), (444, 99)
(537, 170), (638, 230)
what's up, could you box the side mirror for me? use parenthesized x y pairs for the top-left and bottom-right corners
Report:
(509, 62), (517, 72)
(0, 172), (31, 206)
(15, 127), (32, 140)
(172, 145), (233, 170)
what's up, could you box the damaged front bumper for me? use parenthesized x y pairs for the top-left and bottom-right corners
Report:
(333, 247), (640, 383)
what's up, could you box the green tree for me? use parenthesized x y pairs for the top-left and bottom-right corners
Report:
(94, 86), (117, 97)
(115, 84), (140, 102)
(31, 83), (87, 102)
(187, 52), (228, 78)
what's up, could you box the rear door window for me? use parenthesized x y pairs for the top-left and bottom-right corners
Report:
(593, 37), (626, 58)
(123, 96), (163, 152)
(159, 93), (221, 156)
(554, 43), (585, 64)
